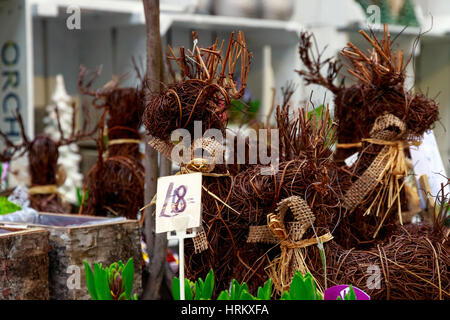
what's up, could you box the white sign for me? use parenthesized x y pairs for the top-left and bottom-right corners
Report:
(410, 131), (449, 208)
(0, 0), (34, 147)
(155, 172), (202, 234)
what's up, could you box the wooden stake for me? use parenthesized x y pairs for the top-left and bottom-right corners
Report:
(142, 0), (169, 300)
(419, 174), (436, 223)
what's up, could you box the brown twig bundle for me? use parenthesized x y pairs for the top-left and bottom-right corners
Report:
(79, 66), (145, 219)
(184, 174), (239, 295)
(28, 135), (68, 212)
(306, 223), (449, 300)
(143, 31), (252, 142)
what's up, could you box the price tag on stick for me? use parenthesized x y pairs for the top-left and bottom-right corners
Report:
(155, 172), (202, 300)
(156, 172), (202, 234)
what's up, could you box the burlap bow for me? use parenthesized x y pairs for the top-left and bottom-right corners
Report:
(247, 196), (333, 293)
(340, 113), (421, 237)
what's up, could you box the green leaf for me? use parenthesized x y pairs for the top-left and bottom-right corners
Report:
(238, 283), (250, 300)
(83, 261), (97, 300)
(184, 279), (193, 300)
(240, 282), (249, 295)
(103, 134), (109, 150)
(289, 272), (304, 300)
(287, 272), (320, 300)
(201, 269), (214, 300)
(248, 100), (260, 113)
(76, 188), (89, 207)
(257, 279), (272, 300)
(302, 273), (318, 300)
(0, 196), (22, 215)
(122, 258), (134, 300)
(173, 277), (194, 300)
(217, 291), (230, 300)
(240, 291), (256, 300)
(194, 280), (202, 300)
(346, 285), (357, 300)
(280, 292), (290, 300)
(172, 277), (181, 300)
(94, 263), (112, 300)
(307, 105), (325, 120)
(230, 279), (239, 299)
(307, 105), (336, 148)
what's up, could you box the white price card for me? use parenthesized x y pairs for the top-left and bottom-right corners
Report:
(155, 172), (202, 234)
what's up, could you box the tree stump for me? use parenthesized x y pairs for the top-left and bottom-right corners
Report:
(0, 213), (142, 300)
(0, 227), (50, 300)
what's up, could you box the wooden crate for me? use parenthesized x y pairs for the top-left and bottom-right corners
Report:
(0, 227), (50, 300)
(0, 213), (142, 300)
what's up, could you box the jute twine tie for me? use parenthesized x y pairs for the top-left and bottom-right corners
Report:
(342, 114), (407, 211)
(339, 113), (422, 237)
(28, 184), (59, 195)
(108, 139), (141, 146)
(143, 137), (233, 253)
(28, 166), (67, 197)
(247, 196), (333, 293)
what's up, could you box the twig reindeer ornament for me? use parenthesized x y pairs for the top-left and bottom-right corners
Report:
(78, 65), (146, 219)
(0, 104), (94, 213)
(143, 31), (253, 294)
(297, 26), (439, 247)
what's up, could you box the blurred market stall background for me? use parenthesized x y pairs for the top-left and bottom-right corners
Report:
(1, 0), (449, 200)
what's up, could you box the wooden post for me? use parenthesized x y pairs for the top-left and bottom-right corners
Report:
(159, 39), (172, 179)
(419, 174), (436, 224)
(142, 0), (168, 300)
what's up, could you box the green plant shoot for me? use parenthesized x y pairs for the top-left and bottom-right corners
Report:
(84, 258), (138, 300)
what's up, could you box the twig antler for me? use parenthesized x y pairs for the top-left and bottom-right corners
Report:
(296, 31), (342, 94)
(166, 31), (252, 100)
(53, 101), (97, 147)
(340, 25), (409, 87)
(0, 110), (30, 162)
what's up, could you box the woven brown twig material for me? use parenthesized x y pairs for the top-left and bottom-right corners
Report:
(306, 223), (450, 300)
(143, 31), (251, 142)
(247, 196), (333, 294)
